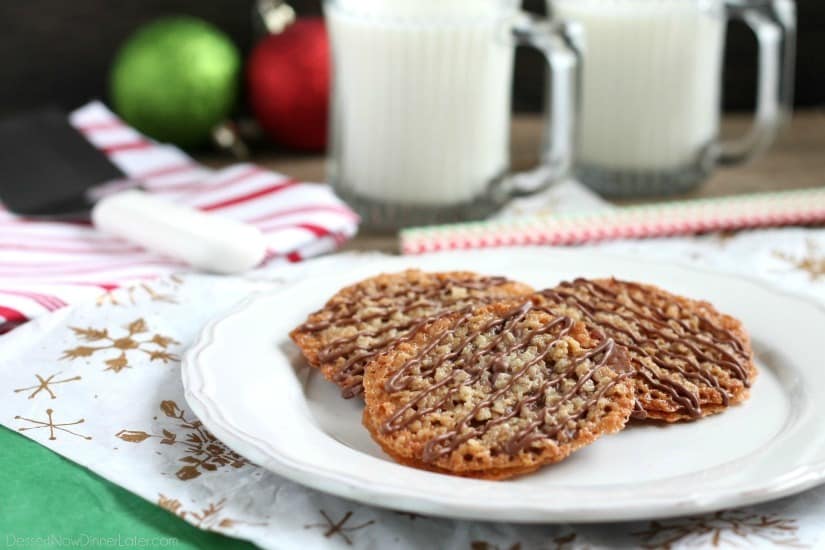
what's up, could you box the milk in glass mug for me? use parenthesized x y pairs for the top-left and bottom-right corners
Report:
(324, 0), (581, 229)
(548, 0), (795, 197)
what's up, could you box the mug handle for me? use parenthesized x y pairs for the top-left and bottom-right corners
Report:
(714, 0), (796, 166)
(494, 14), (582, 199)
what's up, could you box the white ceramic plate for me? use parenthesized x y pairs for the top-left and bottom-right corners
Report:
(182, 249), (825, 523)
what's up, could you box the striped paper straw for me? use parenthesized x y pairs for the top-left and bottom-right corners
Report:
(400, 187), (825, 254)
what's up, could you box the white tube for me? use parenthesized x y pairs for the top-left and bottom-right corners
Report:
(92, 190), (267, 275)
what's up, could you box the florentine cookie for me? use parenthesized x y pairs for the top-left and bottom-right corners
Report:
(537, 278), (756, 422)
(290, 270), (534, 398)
(362, 300), (635, 479)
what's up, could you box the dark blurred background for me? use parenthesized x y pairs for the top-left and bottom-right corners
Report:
(2, 0), (822, 117)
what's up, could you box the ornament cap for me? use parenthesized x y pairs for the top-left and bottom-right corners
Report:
(211, 122), (250, 160)
(256, 0), (297, 34)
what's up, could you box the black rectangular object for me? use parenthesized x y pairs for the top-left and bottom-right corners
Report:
(0, 107), (125, 215)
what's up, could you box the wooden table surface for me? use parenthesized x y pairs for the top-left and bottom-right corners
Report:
(204, 111), (825, 253)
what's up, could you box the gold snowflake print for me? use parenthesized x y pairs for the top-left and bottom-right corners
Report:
(14, 372), (81, 400)
(774, 239), (825, 281)
(97, 276), (184, 307)
(713, 230), (740, 247)
(304, 510), (375, 546)
(61, 318), (179, 372)
(633, 510), (805, 548)
(116, 400), (248, 480)
(15, 408), (92, 441)
(157, 494), (265, 531)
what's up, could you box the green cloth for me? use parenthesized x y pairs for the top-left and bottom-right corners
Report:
(0, 427), (256, 549)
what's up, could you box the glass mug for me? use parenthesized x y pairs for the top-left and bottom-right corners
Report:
(549, 0), (796, 197)
(323, 0), (581, 230)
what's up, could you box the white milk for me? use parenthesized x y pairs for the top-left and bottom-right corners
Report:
(551, 0), (726, 171)
(325, 0), (517, 205)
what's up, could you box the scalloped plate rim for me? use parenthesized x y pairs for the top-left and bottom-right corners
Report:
(182, 248), (825, 523)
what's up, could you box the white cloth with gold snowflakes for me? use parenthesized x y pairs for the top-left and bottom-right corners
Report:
(2, 223), (825, 548)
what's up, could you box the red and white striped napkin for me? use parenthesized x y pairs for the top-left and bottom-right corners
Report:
(0, 102), (359, 332)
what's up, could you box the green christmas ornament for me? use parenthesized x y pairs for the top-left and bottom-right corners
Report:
(110, 16), (241, 148)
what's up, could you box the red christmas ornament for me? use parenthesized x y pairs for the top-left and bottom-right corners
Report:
(247, 18), (330, 151)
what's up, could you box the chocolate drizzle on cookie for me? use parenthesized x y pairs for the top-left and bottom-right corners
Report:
(297, 274), (521, 398)
(378, 301), (629, 463)
(540, 278), (752, 419)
